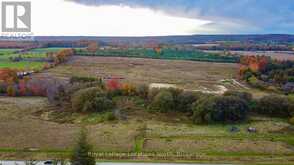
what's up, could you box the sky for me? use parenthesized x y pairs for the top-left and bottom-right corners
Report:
(2, 0), (294, 36)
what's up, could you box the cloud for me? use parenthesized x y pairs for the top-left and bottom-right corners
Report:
(29, 0), (213, 36)
(67, 0), (294, 34)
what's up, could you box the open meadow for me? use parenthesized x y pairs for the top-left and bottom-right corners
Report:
(204, 50), (294, 61)
(0, 1), (293, 164)
(0, 96), (294, 164)
(0, 44), (293, 164)
(37, 56), (241, 92)
(0, 53), (292, 164)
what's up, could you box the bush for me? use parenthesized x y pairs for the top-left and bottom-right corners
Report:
(148, 90), (175, 112)
(175, 91), (202, 113)
(289, 116), (294, 125)
(193, 96), (249, 124)
(106, 79), (121, 91)
(0, 83), (6, 94)
(70, 76), (101, 84)
(106, 88), (123, 98)
(288, 99), (294, 116)
(248, 75), (266, 89)
(148, 87), (182, 102)
(255, 95), (291, 118)
(224, 91), (252, 103)
(71, 87), (103, 112)
(6, 85), (17, 96)
(121, 83), (136, 96)
(102, 111), (116, 121)
(148, 88), (161, 101)
(136, 84), (149, 99)
(82, 96), (114, 113)
(66, 81), (105, 97)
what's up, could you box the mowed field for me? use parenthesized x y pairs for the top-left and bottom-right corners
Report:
(38, 56), (240, 91)
(0, 49), (47, 70)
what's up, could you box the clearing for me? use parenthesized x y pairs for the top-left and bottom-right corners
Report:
(37, 56), (241, 92)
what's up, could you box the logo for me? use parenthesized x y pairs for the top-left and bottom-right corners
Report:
(1, 1), (31, 33)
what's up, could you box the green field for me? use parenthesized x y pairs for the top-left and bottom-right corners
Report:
(0, 49), (20, 55)
(76, 48), (239, 63)
(0, 61), (46, 70)
(0, 53), (47, 59)
(0, 49), (47, 70)
(28, 47), (72, 53)
(0, 47), (239, 71)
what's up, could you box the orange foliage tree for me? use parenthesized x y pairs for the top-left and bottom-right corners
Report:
(121, 83), (136, 96)
(54, 49), (74, 64)
(87, 42), (99, 53)
(0, 68), (18, 83)
(239, 56), (269, 75)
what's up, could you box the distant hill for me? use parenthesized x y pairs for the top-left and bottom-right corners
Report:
(32, 34), (294, 45)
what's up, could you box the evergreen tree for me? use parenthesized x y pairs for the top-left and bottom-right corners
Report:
(70, 129), (95, 165)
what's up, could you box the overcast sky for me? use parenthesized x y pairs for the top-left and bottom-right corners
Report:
(3, 0), (294, 36)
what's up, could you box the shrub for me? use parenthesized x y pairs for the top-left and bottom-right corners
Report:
(102, 111), (116, 121)
(47, 84), (67, 105)
(224, 91), (252, 103)
(121, 83), (136, 96)
(148, 88), (161, 101)
(82, 96), (114, 113)
(175, 91), (202, 113)
(70, 76), (101, 84)
(26, 78), (48, 96)
(167, 88), (183, 99)
(148, 90), (175, 112)
(71, 87), (103, 112)
(106, 79), (121, 91)
(18, 79), (28, 96)
(66, 81), (105, 97)
(148, 87), (182, 102)
(193, 96), (249, 124)
(289, 116), (294, 125)
(255, 95), (291, 118)
(248, 75), (266, 89)
(136, 84), (149, 99)
(0, 68), (18, 83)
(289, 100), (294, 116)
(6, 85), (16, 96)
(0, 83), (6, 94)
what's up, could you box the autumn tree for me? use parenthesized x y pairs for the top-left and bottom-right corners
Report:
(53, 49), (74, 64)
(0, 68), (18, 83)
(106, 79), (121, 91)
(87, 42), (99, 53)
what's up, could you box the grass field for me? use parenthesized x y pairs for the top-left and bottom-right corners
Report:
(0, 51), (291, 164)
(28, 47), (72, 54)
(0, 49), (20, 55)
(0, 96), (293, 164)
(76, 48), (239, 63)
(0, 61), (46, 70)
(205, 50), (294, 61)
(37, 56), (241, 92)
(0, 49), (47, 70)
